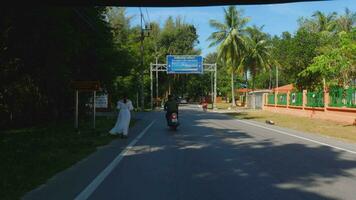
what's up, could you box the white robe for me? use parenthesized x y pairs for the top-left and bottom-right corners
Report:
(109, 100), (134, 136)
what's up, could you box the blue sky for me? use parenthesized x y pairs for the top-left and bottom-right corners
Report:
(125, 0), (355, 57)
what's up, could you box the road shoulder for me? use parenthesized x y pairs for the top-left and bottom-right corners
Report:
(23, 117), (152, 200)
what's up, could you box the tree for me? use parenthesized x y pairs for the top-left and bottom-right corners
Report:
(208, 6), (249, 106)
(270, 29), (322, 89)
(243, 25), (273, 90)
(299, 11), (337, 34)
(157, 16), (200, 98)
(336, 8), (356, 33)
(299, 29), (356, 88)
(0, 7), (120, 128)
(205, 52), (230, 100)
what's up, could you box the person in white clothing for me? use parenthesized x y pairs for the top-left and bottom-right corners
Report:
(109, 95), (134, 138)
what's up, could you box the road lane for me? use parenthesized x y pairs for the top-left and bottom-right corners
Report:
(87, 105), (356, 200)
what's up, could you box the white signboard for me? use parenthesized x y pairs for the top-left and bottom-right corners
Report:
(95, 94), (108, 108)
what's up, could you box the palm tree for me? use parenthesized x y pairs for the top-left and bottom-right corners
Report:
(299, 11), (337, 34)
(207, 6), (249, 106)
(313, 11), (338, 33)
(243, 25), (273, 90)
(336, 8), (356, 32)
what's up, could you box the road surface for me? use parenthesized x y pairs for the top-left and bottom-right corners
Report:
(26, 105), (356, 200)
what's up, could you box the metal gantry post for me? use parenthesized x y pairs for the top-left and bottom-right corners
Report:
(214, 63), (217, 110)
(211, 70), (214, 109)
(156, 63), (159, 108)
(150, 63), (153, 110)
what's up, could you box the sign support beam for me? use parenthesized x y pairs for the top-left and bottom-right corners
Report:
(150, 62), (217, 110)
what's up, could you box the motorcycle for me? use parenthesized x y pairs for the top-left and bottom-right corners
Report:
(202, 102), (208, 112)
(168, 112), (179, 130)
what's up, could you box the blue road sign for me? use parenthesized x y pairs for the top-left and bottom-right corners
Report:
(167, 55), (203, 74)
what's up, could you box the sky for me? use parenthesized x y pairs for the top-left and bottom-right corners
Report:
(124, 0), (355, 57)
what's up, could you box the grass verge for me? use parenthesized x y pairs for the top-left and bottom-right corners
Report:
(227, 110), (356, 143)
(0, 116), (136, 200)
(215, 102), (232, 109)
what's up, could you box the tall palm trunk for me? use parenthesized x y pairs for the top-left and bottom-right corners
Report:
(231, 71), (236, 106)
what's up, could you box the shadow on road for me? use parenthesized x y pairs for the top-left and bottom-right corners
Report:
(120, 109), (356, 200)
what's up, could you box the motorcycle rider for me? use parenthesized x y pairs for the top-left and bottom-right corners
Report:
(202, 98), (208, 111)
(164, 95), (179, 126)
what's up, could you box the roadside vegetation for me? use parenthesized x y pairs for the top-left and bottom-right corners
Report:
(0, 5), (354, 199)
(0, 116), (136, 200)
(228, 111), (356, 142)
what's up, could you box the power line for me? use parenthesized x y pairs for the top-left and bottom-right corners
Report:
(145, 8), (151, 25)
(139, 7), (147, 26)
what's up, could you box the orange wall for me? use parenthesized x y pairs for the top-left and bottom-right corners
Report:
(263, 105), (356, 124)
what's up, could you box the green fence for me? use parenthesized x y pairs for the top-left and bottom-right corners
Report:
(329, 87), (356, 108)
(329, 87), (344, 107)
(346, 87), (356, 108)
(290, 92), (303, 106)
(277, 93), (287, 105)
(268, 93), (275, 104)
(307, 91), (324, 107)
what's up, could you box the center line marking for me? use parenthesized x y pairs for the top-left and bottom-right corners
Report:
(74, 120), (156, 200)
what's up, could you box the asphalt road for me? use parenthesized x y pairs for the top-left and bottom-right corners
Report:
(71, 104), (356, 200)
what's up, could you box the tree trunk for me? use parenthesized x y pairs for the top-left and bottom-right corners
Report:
(231, 71), (236, 107)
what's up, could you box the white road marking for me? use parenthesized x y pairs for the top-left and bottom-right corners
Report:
(74, 120), (156, 200)
(235, 119), (356, 155)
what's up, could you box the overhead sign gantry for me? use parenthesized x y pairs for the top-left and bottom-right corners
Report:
(167, 55), (203, 74)
(150, 55), (217, 109)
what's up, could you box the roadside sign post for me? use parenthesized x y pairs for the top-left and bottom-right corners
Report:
(72, 81), (100, 130)
(75, 89), (79, 129)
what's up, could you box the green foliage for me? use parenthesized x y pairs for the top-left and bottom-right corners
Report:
(0, 7), (120, 128)
(0, 116), (127, 200)
(299, 29), (356, 88)
(107, 10), (201, 104)
(243, 25), (273, 89)
(208, 6), (250, 105)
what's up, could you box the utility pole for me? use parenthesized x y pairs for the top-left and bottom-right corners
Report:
(139, 9), (151, 111)
(155, 57), (159, 108)
(140, 12), (144, 111)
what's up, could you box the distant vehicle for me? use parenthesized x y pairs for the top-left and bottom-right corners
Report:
(176, 97), (188, 104)
(180, 99), (188, 104)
